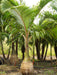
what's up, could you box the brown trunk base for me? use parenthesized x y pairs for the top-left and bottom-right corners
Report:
(20, 60), (36, 74)
(10, 54), (19, 66)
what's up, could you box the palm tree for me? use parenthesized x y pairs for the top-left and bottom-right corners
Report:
(0, 11), (11, 64)
(34, 15), (57, 60)
(51, 0), (57, 64)
(0, 8), (19, 65)
(1, 0), (53, 74)
(51, 0), (57, 59)
(4, 15), (21, 65)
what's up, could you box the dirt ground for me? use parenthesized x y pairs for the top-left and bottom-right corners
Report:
(0, 66), (57, 75)
(0, 61), (57, 75)
(0, 55), (57, 75)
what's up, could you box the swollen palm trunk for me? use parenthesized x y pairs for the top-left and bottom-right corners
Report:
(10, 54), (19, 66)
(20, 57), (34, 74)
(20, 55), (37, 75)
(20, 35), (34, 74)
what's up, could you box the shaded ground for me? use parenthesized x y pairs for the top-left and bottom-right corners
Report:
(0, 55), (57, 75)
(0, 65), (21, 75)
(36, 67), (57, 75)
(0, 60), (57, 75)
(0, 66), (57, 75)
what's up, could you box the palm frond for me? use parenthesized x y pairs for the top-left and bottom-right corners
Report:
(39, 11), (57, 25)
(51, 0), (57, 11)
(1, 0), (53, 31)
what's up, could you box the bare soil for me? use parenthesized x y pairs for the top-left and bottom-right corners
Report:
(0, 55), (57, 75)
(0, 61), (57, 75)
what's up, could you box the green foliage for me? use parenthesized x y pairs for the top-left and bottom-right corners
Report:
(41, 18), (57, 29)
(51, 0), (57, 11)
(39, 11), (57, 25)
(1, 0), (53, 31)
(39, 0), (52, 8)
(44, 70), (54, 75)
(1, 0), (57, 59)
(8, 0), (19, 6)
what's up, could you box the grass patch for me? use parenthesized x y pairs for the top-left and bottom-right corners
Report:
(44, 70), (54, 75)
(0, 71), (6, 74)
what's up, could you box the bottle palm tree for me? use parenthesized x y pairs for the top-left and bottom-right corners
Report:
(1, 0), (53, 74)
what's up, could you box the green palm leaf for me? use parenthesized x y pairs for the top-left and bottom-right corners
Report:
(51, 0), (57, 11)
(1, 0), (52, 31)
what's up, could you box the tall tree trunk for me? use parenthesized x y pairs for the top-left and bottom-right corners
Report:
(44, 44), (48, 60)
(16, 39), (18, 56)
(7, 45), (11, 59)
(12, 42), (14, 55)
(25, 33), (29, 59)
(54, 43), (57, 58)
(21, 44), (25, 60)
(41, 43), (45, 59)
(33, 44), (35, 59)
(35, 39), (40, 60)
(0, 40), (5, 59)
(50, 44), (52, 60)
(33, 36), (35, 60)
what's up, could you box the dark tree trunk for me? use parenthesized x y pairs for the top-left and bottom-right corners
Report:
(35, 39), (40, 60)
(12, 42), (14, 55)
(33, 45), (35, 59)
(54, 43), (57, 58)
(50, 44), (52, 60)
(44, 44), (48, 60)
(16, 39), (18, 56)
(21, 44), (25, 60)
(7, 45), (11, 59)
(0, 41), (10, 65)
(41, 43), (45, 59)
(0, 57), (4, 65)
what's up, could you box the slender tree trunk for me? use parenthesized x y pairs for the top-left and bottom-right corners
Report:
(33, 44), (35, 59)
(50, 44), (52, 60)
(12, 42), (14, 55)
(41, 43), (45, 59)
(21, 44), (25, 60)
(0, 26), (6, 59)
(44, 44), (48, 60)
(0, 40), (11, 65)
(22, 52), (24, 60)
(38, 41), (40, 58)
(0, 40), (5, 59)
(16, 39), (18, 56)
(7, 45), (11, 59)
(24, 33), (29, 59)
(54, 43), (57, 58)
(35, 39), (40, 60)
(33, 35), (35, 59)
